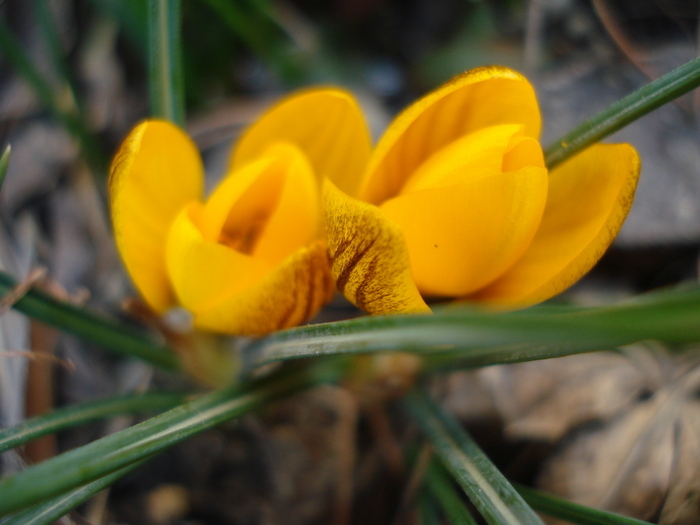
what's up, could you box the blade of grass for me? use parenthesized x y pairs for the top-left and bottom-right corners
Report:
(0, 16), (106, 174)
(0, 392), (189, 454)
(426, 460), (478, 525)
(544, 56), (700, 169)
(513, 483), (653, 525)
(405, 389), (543, 525)
(32, 0), (84, 115)
(0, 144), (10, 192)
(148, 0), (185, 125)
(0, 359), (345, 516)
(1, 458), (150, 525)
(244, 284), (700, 374)
(0, 270), (179, 371)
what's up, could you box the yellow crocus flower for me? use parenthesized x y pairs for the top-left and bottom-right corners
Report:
(324, 66), (641, 313)
(109, 89), (372, 335)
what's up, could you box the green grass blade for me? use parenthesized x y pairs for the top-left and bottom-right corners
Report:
(514, 484), (653, 525)
(0, 360), (344, 516)
(405, 390), (543, 525)
(0, 270), (179, 371)
(0, 16), (105, 174)
(245, 285), (700, 373)
(426, 460), (478, 525)
(1, 459), (149, 525)
(0, 392), (189, 454)
(32, 0), (84, 115)
(544, 57), (700, 169)
(148, 0), (185, 125)
(0, 145), (10, 193)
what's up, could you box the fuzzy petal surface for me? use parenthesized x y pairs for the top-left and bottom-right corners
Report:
(323, 180), (430, 314)
(475, 143), (641, 306)
(360, 66), (541, 204)
(230, 88), (372, 197)
(109, 120), (204, 312)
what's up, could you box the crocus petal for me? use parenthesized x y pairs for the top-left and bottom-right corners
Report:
(202, 142), (319, 266)
(400, 124), (533, 193)
(381, 166), (548, 297)
(323, 180), (430, 314)
(230, 88), (372, 197)
(166, 202), (271, 313)
(475, 144), (641, 306)
(360, 66), (541, 204)
(109, 120), (204, 312)
(194, 240), (335, 335)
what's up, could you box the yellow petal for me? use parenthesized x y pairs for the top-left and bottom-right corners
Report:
(193, 240), (335, 335)
(360, 66), (541, 204)
(400, 124), (536, 193)
(323, 180), (430, 314)
(230, 88), (372, 197)
(109, 120), (204, 312)
(381, 166), (548, 297)
(166, 202), (272, 313)
(475, 143), (641, 306)
(202, 142), (319, 266)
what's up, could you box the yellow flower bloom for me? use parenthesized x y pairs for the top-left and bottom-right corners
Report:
(324, 66), (641, 313)
(109, 89), (372, 335)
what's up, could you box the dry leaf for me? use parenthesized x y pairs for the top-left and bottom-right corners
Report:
(478, 344), (700, 523)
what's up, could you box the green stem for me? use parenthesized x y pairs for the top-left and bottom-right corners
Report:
(0, 271), (179, 371)
(425, 460), (478, 525)
(1, 459), (150, 525)
(0, 145), (10, 193)
(405, 390), (543, 525)
(514, 484), (654, 525)
(0, 360), (345, 516)
(148, 0), (185, 125)
(0, 392), (189, 454)
(544, 57), (700, 169)
(245, 284), (700, 374)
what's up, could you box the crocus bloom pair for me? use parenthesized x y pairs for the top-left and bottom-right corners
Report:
(110, 66), (640, 335)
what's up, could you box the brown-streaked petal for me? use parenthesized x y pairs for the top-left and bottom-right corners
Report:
(323, 180), (430, 315)
(193, 240), (335, 335)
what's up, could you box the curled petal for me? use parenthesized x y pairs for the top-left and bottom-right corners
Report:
(230, 88), (372, 197)
(166, 202), (271, 313)
(475, 143), (641, 307)
(381, 166), (548, 297)
(400, 124), (536, 193)
(361, 66), (541, 204)
(202, 142), (319, 266)
(323, 180), (430, 315)
(167, 204), (333, 335)
(195, 240), (335, 335)
(109, 120), (204, 312)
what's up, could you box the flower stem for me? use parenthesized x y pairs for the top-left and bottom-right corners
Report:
(0, 271), (179, 371)
(544, 56), (700, 169)
(148, 0), (185, 126)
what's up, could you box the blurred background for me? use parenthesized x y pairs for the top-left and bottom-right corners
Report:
(1, 1), (700, 523)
